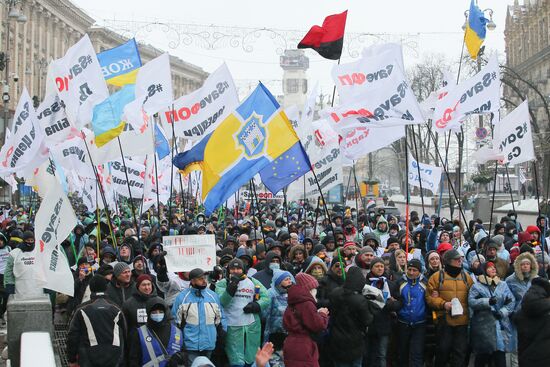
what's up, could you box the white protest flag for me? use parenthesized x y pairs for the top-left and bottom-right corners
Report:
(23, 159), (60, 198)
(34, 182), (77, 296)
(52, 34), (109, 128)
(301, 82), (319, 124)
(519, 167), (527, 184)
(472, 145), (504, 165)
(50, 136), (96, 178)
(408, 154), (443, 194)
(0, 88), (44, 174)
(323, 64), (424, 134)
(494, 100), (535, 166)
(159, 63), (239, 140)
(285, 105), (300, 132)
(333, 43), (404, 104)
(340, 126), (405, 161)
(125, 53), (173, 131)
(433, 54), (500, 133)
(141, 154), (159, 212)
(36, 93), (78, 145)
(109, 159), (145, 198)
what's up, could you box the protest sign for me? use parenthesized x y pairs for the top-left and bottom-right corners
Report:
(162, 234), (217, 272)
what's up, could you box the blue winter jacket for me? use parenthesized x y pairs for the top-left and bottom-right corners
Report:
(171, 287), (227, 352)
(396, 274), (427, 325)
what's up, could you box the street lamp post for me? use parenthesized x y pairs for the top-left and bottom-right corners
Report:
(2, 0), (27, 145)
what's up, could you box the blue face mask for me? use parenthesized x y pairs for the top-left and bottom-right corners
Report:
(150, 313), (164, 323)
(269, 263), (280, 271)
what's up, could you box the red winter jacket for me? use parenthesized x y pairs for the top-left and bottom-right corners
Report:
(283, 285), (329, 367)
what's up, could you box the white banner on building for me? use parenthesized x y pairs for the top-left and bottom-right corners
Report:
(433, 54), (500, 133)
(162, 234), (216, 272)
(34, 182), (77, 296)
(160, 63), (238, 140)
(494, 100), (535, 166)
(52, 34), (109, 128)
(407, 154), (443, 194)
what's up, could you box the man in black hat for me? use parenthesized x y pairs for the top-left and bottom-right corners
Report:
(171, 268), (226, 364)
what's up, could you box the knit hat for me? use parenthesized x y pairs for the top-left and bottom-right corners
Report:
(492, 234), (505, 247)
(518, 231), (534, 244)
(97, 264), (113, 277)
(227, 258), (244, 270)
(136, 274), (152, 288)
(443, 249), (462, 264)
(113, 262), (130, 278)
(526, 225), (541, 234)
(189, 268), (205, 281)
(360, 246), (375, 255)
(407, 259), (422, 271)
(387, 236), (399, 246)
(89, 274), (108, 293)
(343, 241), (357, 249)
(273, 269), (294, 287)
(437, 242), (453, 256)
(426, 250), (440, 262)
(370, 257), (385, 269)
(22, 231), (34, 241)
(295, 273), (318, 291)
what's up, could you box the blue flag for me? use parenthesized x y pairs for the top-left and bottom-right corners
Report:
(154, 123), (170, 160)
(259, 141), (311, 194)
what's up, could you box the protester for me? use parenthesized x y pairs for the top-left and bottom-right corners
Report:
(106, 262), (138, 307)
(172, 268), (226, 364)
(67, 275), (127, 367)
(283, 273), (329, 367)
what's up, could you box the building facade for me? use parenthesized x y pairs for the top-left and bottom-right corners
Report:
(504, 0), (550, 195)
(0, 0), (208, 203)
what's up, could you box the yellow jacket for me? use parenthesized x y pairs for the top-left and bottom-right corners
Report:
(426, 269), (474, 326)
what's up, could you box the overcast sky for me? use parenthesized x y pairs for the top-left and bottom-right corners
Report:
(71, 0), (514, 97)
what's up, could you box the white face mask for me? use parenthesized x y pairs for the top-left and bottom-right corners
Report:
(310, 288), (317, 301)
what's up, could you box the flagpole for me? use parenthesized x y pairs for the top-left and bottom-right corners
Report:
(330, 58), (341, 107)
(533, 161), (542, 218)
(352, 164), (360, 228)
(410, 125), (426, 217)
(116, 136), (140, 241)
(486, 160), (499, 238)
(283, 187), (290, 226)
(404, 129), (410, 256)
(505, 164), (516, 214)
(313, 196), (320, 238)
(81, 133), (118, 248)
(250, 179), (267, 245)
(311, 168), (334, 235)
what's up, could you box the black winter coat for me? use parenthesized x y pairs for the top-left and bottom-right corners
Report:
(328, 267), (373, 363)
(106, 279), (139, 307)
(121, 287), (163, 332)
(516, 277), (550, 366)
(317, 271), (344, 309)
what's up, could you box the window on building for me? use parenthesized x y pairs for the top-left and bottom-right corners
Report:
(302, 79), (308, 94)
(286, 79), (299, 93)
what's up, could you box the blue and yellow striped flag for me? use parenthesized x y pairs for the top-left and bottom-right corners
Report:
(92, 84), (135, 147)
(465, 0), (488, 60)
(173, 83), (307, 215)
(97, 38), (142, 86)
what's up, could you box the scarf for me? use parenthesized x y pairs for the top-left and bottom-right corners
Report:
(368, 276), (390, 302)
(445, 264), (462, 278)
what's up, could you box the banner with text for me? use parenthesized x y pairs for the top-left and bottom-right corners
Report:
(162, 234), (217, 272)
(495, 100), (535, 166)
(407, 154), (442, 194)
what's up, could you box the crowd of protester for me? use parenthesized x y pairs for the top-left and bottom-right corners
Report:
(1, 199), (549, 367)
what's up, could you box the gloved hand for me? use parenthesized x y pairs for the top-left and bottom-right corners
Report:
(492, 310), (503, 320)
(154, 255), (169, 282)
(5, 284), (14, 295)
(243, 301), (261, 314)
(226, 276), (240, 297)
(488, 297), (497, 305)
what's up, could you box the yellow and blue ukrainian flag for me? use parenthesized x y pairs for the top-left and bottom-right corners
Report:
(97, 38), (142, 86)
(92, 84), (135, 147)
(173, 83), (311, 214)
(465, 0), (487, 60)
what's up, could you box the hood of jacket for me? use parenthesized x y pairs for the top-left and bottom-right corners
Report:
(362, 232), (380, 248)
(304, 255), (328, 274)
(375, 216), (389, 234)
(263, 251), (283, 274)
(287, 284), (315, 306)
(343, 266), (366, 292)
(514, 252), (539, 281)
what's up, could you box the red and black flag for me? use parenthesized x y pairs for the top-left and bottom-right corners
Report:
(298, 10), (347, 60)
